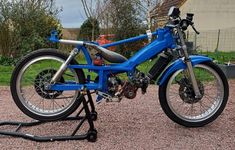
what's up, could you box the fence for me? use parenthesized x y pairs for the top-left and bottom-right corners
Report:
(187, 27), (235, 52)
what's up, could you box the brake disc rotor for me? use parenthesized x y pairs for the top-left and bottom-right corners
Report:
(34, 69), (64, 99)
(178, 78), (204, 104)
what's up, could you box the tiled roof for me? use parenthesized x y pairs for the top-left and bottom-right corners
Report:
(150, 0), (187, 18)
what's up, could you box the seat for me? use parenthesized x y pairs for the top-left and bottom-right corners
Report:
(96, 46), (127, 63)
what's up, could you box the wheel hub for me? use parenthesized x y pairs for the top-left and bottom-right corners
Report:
(178, 78), (204, 104)
(34, 69), (64, 99)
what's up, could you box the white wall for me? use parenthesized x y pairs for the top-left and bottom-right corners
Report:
(181, 0), (235, 31)
(181, 0), (235, 51)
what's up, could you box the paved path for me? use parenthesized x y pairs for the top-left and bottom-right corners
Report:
(0, 81), (234, 150)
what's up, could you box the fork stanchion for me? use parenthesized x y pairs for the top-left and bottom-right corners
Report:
(0, 92), (97, 142)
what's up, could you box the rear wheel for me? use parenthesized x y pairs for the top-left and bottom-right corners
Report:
(159, 61), (229, 127)
(10, 49), (85, 121)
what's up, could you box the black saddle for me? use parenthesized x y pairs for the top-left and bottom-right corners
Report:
(95, 46), (127, 63)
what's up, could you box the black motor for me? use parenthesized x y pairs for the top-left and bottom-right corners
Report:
(148, 50), (173, 81)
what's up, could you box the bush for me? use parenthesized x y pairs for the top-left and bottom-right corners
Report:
(0, 0), (62, 63)
(0, 55), (18, 66)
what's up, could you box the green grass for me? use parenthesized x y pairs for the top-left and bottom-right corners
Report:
(0, 59), (155, 86)
(200, 51), (235, 64)
(0, 65), (14, 86)
(1, 51), (234, 86)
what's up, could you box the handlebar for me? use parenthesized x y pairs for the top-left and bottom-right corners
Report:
(167, 8), (200, 35)
(178, 18), (200, 35)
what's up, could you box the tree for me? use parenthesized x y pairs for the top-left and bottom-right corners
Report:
(100, 0), (146, 57)
(137, 0), (161, 30)
(0, 0), (62, 60)
(81, 0), (104, 41)
(78, 18), (100, 41)
(97, 0), (163, 57)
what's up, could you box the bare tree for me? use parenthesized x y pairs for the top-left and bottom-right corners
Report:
(136, 0), (161, 29)
(81, 0), (104, 41)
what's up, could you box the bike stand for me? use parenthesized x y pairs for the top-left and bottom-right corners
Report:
(0, 91), (98, 142)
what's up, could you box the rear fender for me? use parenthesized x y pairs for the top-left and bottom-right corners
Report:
(158, 55), (212, 85)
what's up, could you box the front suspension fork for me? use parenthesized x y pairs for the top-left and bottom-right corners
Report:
(177, 27), (202, 98)
(184, 58), (202, 98)
(50, 48), (80, 84)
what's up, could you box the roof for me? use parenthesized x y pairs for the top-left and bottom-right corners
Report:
(150, 0), (187, 18)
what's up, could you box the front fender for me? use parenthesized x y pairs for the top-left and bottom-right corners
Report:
(158, 55), (212, 86)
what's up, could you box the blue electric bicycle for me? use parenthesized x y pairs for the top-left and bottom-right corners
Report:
(10, 7), (229, 127)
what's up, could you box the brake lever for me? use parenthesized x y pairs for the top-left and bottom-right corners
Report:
(191, 24), (200, 34)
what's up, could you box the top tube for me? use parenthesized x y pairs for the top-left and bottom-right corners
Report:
(49, 29), (158, 48)
(102, 31), (158, 48)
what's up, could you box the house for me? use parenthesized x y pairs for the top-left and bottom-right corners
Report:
(150, 0), (235, 52)
(150, 0), (187, 27)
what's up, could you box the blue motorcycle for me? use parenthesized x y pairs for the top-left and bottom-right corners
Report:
(10, 7), (229, 127)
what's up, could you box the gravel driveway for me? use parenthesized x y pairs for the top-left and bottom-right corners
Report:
(0, 81), (234, 150)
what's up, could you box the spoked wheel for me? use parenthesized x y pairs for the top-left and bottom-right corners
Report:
(159, 61), (229, 127)
(10, 49), (85, 121)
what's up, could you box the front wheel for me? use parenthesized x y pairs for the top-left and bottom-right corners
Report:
(159, 61), (229, 127)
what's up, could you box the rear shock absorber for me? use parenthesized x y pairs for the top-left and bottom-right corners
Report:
(148, 50), (173, 81)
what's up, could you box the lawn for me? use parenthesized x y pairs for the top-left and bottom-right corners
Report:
(0, 65), (14, 86)
(200, 51), (235, 64)
(0, 51), (234, 86)
(0, 58), (154, 86)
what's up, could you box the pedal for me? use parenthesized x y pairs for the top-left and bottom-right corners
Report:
(96, 91), (122, 103)
(96, 91), (113, 103)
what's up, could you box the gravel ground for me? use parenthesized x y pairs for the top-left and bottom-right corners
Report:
(0, 80), (234, 150)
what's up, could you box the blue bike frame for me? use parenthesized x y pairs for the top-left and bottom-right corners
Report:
(49, 27), (211, 93)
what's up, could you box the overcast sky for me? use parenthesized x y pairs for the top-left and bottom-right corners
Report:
(55, 0), (86, 28)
